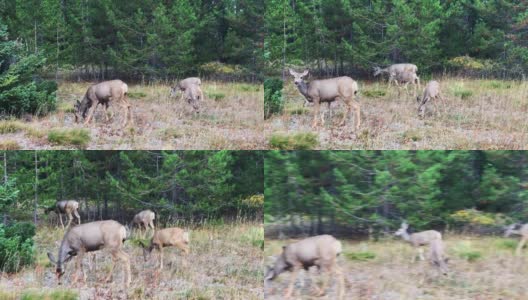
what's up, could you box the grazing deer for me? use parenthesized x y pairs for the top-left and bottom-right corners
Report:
(373, 63), (419, 89)
(183, 84), (203, 112)
(47, 220), (131, 287)
(504, 223), (528, 256)
(140, 227), (190, 270)
(74, 80), (132, 127)
(429, 239), (449, 275)
(45, 200), (81, 229)
(289, 69), (360, 130)
(132, 209), (155, 238)
(395, 222), (442, 261)
(417, 80), (445, 117)
(265, 235), (344, 299)
(170, 77), (202, 99)
(395, 71), (420, 97)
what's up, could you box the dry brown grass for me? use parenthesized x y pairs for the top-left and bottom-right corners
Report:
(0, 223), (263, 300)
(0, 81), (264, 150)
(265, 235), (528, 299)
(264, 77), (528, 149)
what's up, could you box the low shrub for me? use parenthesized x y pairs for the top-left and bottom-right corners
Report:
(269, 132), (318, 150)
(264, 78), (283, 119)
(47, 129), (90, 148)
(0, 222), (36, 273)
(344, 251), (376, 261)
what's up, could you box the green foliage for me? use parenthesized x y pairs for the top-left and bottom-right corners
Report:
(451, 86), (473, 99)
(0, 222), (36, 273)
(264, 78), (283, 119)
(457, 250), (482, 262)
(269, 133), (318, 150)
(19, 289), (78, 300)
(449, 209), (501, 226)
(344, 251), (376, 261)
(496, 239), (517, 250)
(47, 129), (91, 148)
(362, 89), (387, 98)
(0, 120), (26, 134)
(207, 92), (226, 101)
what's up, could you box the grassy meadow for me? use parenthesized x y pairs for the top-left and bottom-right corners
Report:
(0, 222), (264, 300)
(265, 77), (528, 150)
(0, 81), (264, 150)
(264, 235), (528, 299)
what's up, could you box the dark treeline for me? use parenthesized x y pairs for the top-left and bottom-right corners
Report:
(0, 0), (264, 82)
(0, 151), (264, 226)
(264, 0), (528, 78)
(265, 151), (528, 237)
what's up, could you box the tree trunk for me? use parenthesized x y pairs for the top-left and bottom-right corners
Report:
(34, 151), (38, 225)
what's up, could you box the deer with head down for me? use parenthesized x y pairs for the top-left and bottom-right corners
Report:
(74, 79), (132, 127)
(140, 227), (190, 270)
(504, 223), (528, 256)
(417, 80), (445, 117)
(47, 220), (131, 287)
(394, 71), (420, 98)
(395, 222), (442, 262)
(374, 63), (419, 89)
(170, 77), (202, 98)
(45, 200), (81, 229)
(132, 209), (155, 238)
(289, 69), (360, 130)
(429, 238), (449, 275)
(265, 234), (344, 299)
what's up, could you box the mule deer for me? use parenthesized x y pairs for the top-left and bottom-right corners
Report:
(395, 222), (442, 261)
(504, 223), (528, 256)
(45, 200), (81, 229)
(373, 63), (419, 89)
(140, 227), (190, 270)
(170, 77), (202, 99)
(47, 220), (131, 287)
(429, 239), (449, 275)
(183, 84), (203, 112)
(264, 235), (344, 299)
(417, 80), (445, 117)
(74, 80), (132, 127)
(395, 71), (420, 97)
(132, 209), (155, 238)
(289, 69), (360, 130)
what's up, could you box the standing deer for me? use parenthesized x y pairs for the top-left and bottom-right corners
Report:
(429, 239), (449, 275)
(504, 223), (528, 256)
(47, 220), (131, 287)
(395, 222), (442, 261)
(417, 80), (445, 117)
(140, 227), (190, 270)
(394, 71), (420, 98)
(264, 235), (344, 299)
(45, 200), (81, 229)
(373, 63), (419, 89)
(132, 209), (155, 238)
(289, 69), (360, 130)
(74, 80), (132, 127)
(183, 84), (203, 112)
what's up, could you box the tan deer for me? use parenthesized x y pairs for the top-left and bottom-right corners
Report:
(47, 220), (131, 287)
(429, 239), (449, 275)
(45, 200), (81, 229)
(74, 80), (132, 127)
(265, 235), (344, 299)
(504, 223), (528, 256)
(394, 71), (420, 97)
(373, 63), (419, 89)
(395, 222), (442, 261)
(183, 84), (204, 112)
(417, 80), (445, 117)
(132, 209), (155, 238)
(170, 77), (202, 99)
(140, 227), (190, 270)
(289, 69), (360, 130)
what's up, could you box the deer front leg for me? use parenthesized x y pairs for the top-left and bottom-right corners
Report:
(311, 98), (321, 128)
(59, 213), (64, 230)
(335, 265), (345, 300)
(114, 249), (131, 287)
(158, 246), (164, 270)
(284, 268), (300, 299)
(516, 238), (526, 256)
(418, 247), (425, 261)
(74, 210), (81, 225)
(66, 212), (73, 228)
(83, 102), (99, 125)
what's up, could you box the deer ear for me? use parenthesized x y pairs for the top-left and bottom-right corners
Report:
(288, 68), (296, 76)
(301, 70), (309, 77)
(47, 252), (57, 265)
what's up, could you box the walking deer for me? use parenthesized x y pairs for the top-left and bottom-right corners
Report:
(417, 80), (445, 117)
(47, 220), (131, 287)
(140, 227), (190, 270)
(45, 200), (81, 229)
(395, 222), (442, 261)
(289, 69), (360, 130)
(374, 63), (419, 89)
(504, 223), (528, 256)
(74, 80), (132, 127)
(265, 235), (344, 299)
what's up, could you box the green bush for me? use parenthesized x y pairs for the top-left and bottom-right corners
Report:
(20, 289), (78, 300)
(264, 78), (284, 119)
(0, 222), (36, 273)
(457, 250), (482, 262)
(344, 251), (376, 261)
(47, 129), (91, 148)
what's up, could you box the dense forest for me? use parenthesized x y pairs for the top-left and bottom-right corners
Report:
(0, 0), (264, 81)
(1, 150), (264, 225)
(264, 0), (528, 77)
(265, 151), (528, 236)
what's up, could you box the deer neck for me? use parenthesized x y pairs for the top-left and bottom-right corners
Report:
(57, 239), (72, 269)
(401, 230), (412, 243)
(296, 81), (312, 101)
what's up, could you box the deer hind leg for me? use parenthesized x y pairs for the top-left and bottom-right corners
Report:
(311, 99), (321, 128)
(284, 268), (300, 298)
(335, 265), (345, 300)
(74, 210), (81, 225)
(110, 248), (131, 287)
(66, 212), (73, 227)
(516, 238), (526, 256)
(59, 213), (64, 229)
(158, 246), (164, 270)
(418, 247), (425, 261)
